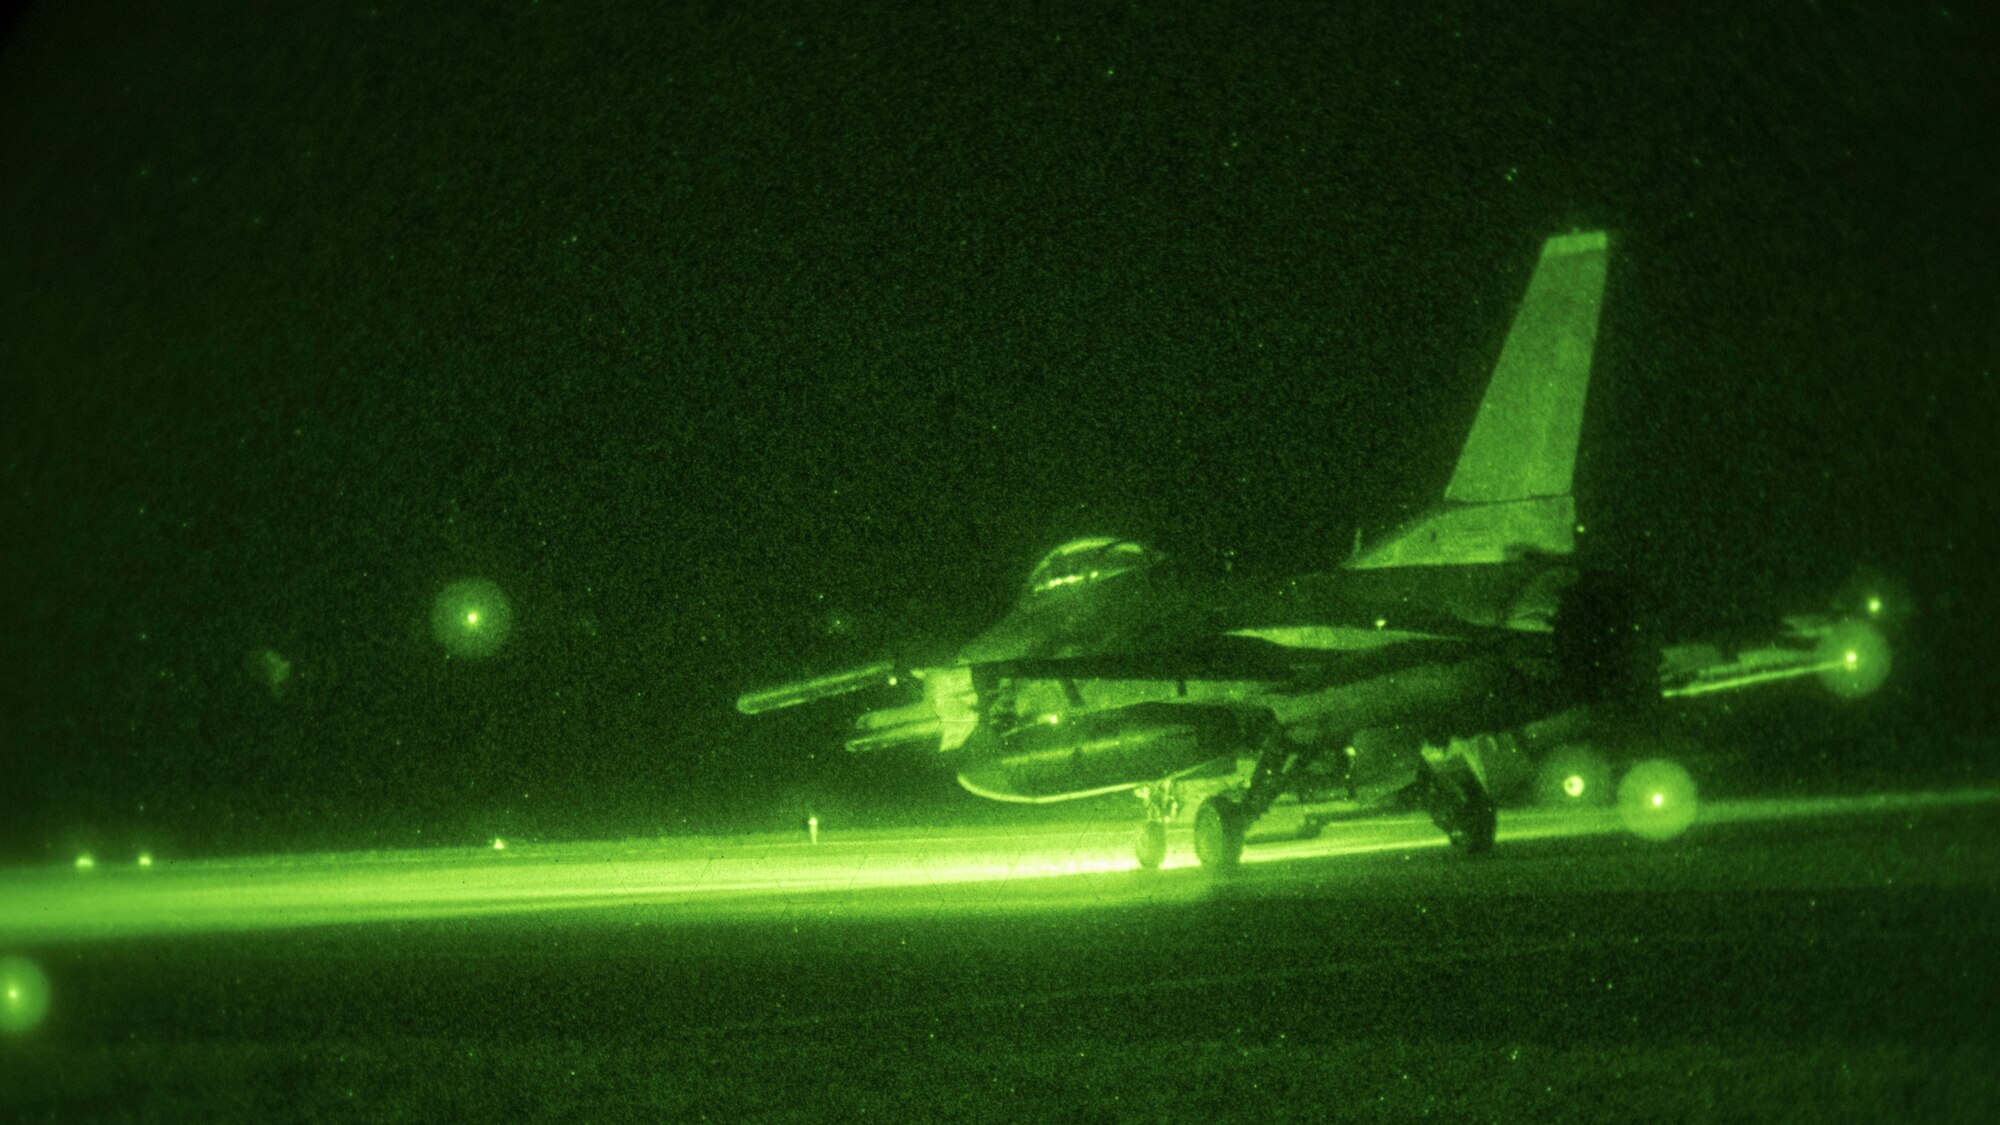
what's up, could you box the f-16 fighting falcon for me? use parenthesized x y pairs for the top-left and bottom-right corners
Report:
(738, 232), (1895, 873)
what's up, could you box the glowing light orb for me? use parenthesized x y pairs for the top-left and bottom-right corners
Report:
(137, 851), (153, 868)
(248, 648), (292, 696)
(1537, 745), (1610, 807)
(491, 837), (507, 851)
(431, 578), (513, 659)
(0, 956), (51, 1034)
(1865, 595), (1883, 617)
(1816, 619), (1891, 699)
(73, 853), (95, 872)
(1618, 760), (1698, 841)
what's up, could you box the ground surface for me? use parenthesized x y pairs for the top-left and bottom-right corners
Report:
(3, 792), (1997, 1122)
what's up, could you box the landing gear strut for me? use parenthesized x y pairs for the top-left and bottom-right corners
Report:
(1132, 781), (1178, 869)
(1192, 715), (1321, 875)
(1417, 751), (1498, 855)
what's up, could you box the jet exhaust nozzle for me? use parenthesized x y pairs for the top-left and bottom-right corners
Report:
(736, 661), (899, 715)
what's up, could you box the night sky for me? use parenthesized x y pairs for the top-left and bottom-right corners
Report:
(1, 2), (1992, 860)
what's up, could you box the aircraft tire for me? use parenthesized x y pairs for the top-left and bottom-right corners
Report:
(1134, 821), (1167, 869)
(1452, 789), (1498, 856)
(1193, 794), (1248, 874)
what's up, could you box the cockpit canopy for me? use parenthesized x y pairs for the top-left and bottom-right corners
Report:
(1025, 538), (1161, 598)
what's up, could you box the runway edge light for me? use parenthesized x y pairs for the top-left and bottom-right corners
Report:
(0, 956), (52, 1034)
(1618, 760), (1698, 841)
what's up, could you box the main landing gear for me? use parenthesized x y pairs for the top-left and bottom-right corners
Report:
(1136, 723), (1504, 874)
(1410, 743), (1498, 855)
(1177, 730), (1502, 875)
(1192, 791), (1251, 873)
(1192, 716), (1315, 874)
(1132, 780), (1178, 869)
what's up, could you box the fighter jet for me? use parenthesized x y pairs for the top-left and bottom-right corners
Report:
(738, 232), (1894, 872)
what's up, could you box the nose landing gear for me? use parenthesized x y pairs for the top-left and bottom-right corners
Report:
(1132, 781), (1179, 869)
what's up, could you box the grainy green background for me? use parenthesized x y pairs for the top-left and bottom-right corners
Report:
(2, 1), (1991, 859)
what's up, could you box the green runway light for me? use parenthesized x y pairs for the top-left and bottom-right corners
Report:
(431, 578), (513, 658)
(0, 956), (51, 1033)
(1538, 745), (1609, 807)
(2, 791), (1998, 944)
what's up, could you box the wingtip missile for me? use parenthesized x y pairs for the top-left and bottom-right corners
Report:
(735, 661), (900, 715)
(1657, 615), (1891, 701)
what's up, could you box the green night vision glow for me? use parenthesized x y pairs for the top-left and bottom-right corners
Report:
(1537, 744), (1610, 806)
(1816, 619), (1892, 699)
(4, 791), (1997, 945)
(0, 956), (51, 1034)
(247, 647), (292, 696)
(431, 578), (513, 658)
(1618, 759), (1699, 841)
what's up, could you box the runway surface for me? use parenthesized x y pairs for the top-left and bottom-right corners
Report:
(4, 789), (1998, 1121)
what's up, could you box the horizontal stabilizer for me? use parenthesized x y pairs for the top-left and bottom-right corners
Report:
(1347, 495), (1576, 569)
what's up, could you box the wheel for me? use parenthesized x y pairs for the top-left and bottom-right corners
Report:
(1193, 794), (1248, 874)
(1423, 764), (1497, 856)
(1451, 789), (1497, 855)
(1134, 821), (1167, 869)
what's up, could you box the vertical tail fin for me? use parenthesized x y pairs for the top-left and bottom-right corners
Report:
(1445, 230), (1608, 506)
(1349, 231), (1608, 570)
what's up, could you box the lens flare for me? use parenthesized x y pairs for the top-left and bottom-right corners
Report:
(0, 956), (51, 1034)
(1618, 760), (1698, 841)
(1816, 619), (1891, 699)
(431, 578), (513, 659)
(1536, 744), (1611, 806)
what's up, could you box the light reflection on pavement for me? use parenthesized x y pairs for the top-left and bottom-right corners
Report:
(3, 788), (1994, 944)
